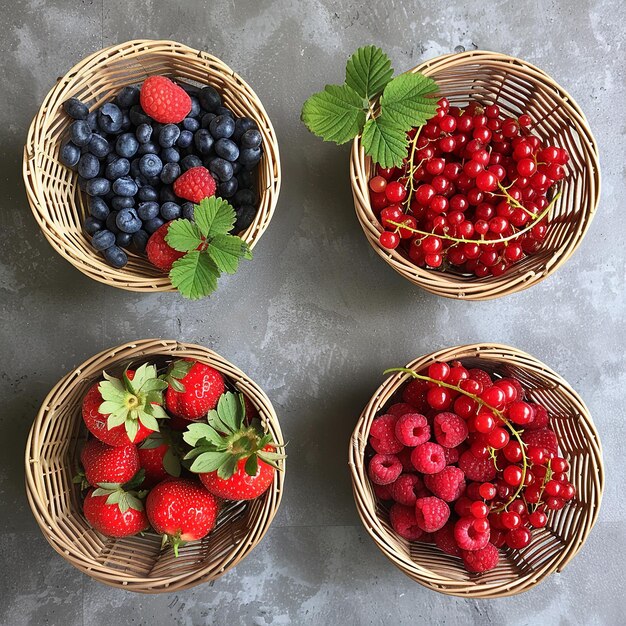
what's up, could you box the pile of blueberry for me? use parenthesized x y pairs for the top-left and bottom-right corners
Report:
(59, 83), (263, 268)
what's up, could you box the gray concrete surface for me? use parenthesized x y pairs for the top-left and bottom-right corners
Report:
(1, 0), (624, 624)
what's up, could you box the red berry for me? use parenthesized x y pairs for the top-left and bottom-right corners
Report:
(529, 510), (548, 528)
(368, 454), (402, 485)
(379, 231), (400, 250)
(173, 166), (217, 203)
(426, 386), (453, 410)
(394, 413), (430, 447)
(411, 442), (447, 475)
(390, 503), (423, 541)
(415, 496), (450, 533)
(506, 526), (532, 549)
(370, 414), (403, 454)
(140, 76), (191, 124)
(423, 466), (466, 502)
(369, 175), (387, 193)
(390, 474), (424, 506)
(479, 482), (496, 500)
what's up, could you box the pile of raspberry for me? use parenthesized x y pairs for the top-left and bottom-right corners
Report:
(369, 99), (570, 278)
(367, 361), (576, 573)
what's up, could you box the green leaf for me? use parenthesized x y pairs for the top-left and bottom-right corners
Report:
(125, 493), (144, 511)
(189, 451), (232, 473)
(139, 433), (164, 449)
(106, 411), (127, 429)
(206, 234), (252, 275)
(194, 197), (237, 238)
(125, 418), (139, 443)
(244, 454), (259, 477)
(379, 72), (439, 127)
(345, 45), (394, 99)
(139, 378), (168, 394)
(138, 411), (159, 432)
(217, 392), (243, 432)
(163, 448), (181, 477)
(183, 423), (224, 448)
(167, 378), (185, 393)
(361, 116), (409, 168)
(301, 84), (367, 145)
(217, 455), (239, 480)
(165, 219), (204, 252)
(105, 491), (121, 506)
(145, 403), (168, 420)
(95, 482), (120, 491)
(98, 379), (126, 403)
(169, 251), (219, 300)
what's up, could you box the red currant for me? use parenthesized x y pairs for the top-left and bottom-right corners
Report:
(379, 231), (400, 250)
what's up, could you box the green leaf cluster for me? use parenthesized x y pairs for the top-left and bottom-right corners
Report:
(301, 45), (439, 167)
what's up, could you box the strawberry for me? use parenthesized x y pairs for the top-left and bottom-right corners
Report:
(83, 484), (148, 537)
(140, 76), (191, 124)
(146, 222), (185, 271)
(183, 391), (284, 500)
(146, 478), (218, 555)
(173, 166), (216, 203)
(82, 363), (169, 446)
(164, 359), (225, 420)
(138, 431), (182, 488)
(79, 439), (139, 487)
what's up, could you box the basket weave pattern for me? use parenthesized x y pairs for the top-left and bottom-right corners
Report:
(23, 39), (281, 292)
(25, 339), (285, 593)
(351, 50), (601, 300)
(349, 343), (603, 597)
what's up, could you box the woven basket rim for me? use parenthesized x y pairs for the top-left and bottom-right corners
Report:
(350, 50), (601, 301)
(24, 338), (285, 593)
(348, 342), (604, 598)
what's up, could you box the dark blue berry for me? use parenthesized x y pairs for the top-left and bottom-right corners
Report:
(239, 147), (262, 167)
(218, 178), (238, 198)
(103, 244), (128, 268)
(158, 124), (180, 148)
(63, 98), (89, 120)
(160, 202), (182, 220)
(201, 112), (216, 129)
(84, 216), (104, 235)
(233, 188), (256, 207)
(135, 123), (153, 144)
(215, 138), (239, 162)
(139, 153), (163, 178)
(160, 163), (180, 185)
(91, 229), (116, 251)
(188, 96), (201, 118)
(181, 202), (195, 221)
(176, 130), (193, 148)
(129, 104), (150, 126)
(121, 112), (132, 132)
(116, 231), (134, 248)
(138, 186), (159, 203)
(105, 152), (119, 164)
(181, 83), (200, 95)
(85, 177), (111, 196)
(161, 147), (180, 163)
(130, 159), (141, 178)
(86, 110), (98, 130)
(237, 170), (253, 188)
(98, 103), (123, 133)
(182, 117), (200, 132)
(180, 154), (202, 171)
(194, 129), (214, 154)
(159, 185), (178, 204)
(89, 197), (110, 220)
(144, 217), (165, 234)
(69, 120), (92, 147)
(111, 195), (135, 210)
(234, 205), (257, 233)
(215, 106), (234, 118)
(209, 114), (235, 139)
(231, 161), (242, 175)
(116, 85), (140, 108)
(199, 85), (221, 112)
(208, 157), (233, 182)
(241, 129), (262, 149)
(116, 133), (139, 158)
(137, 201), (160, 221)
(233, 117), (257, 141)
(132, 229), (150, 252)
(116, 208), (142, 233)
(105, 211), (120, 234)
(60, 142), (81, 168)
(137, 142), (159, 157)
(112, 176), (138, 197)
(78, 176), (89, 191)
(105, 157), (130, 180)
(88, 134), (111, 158)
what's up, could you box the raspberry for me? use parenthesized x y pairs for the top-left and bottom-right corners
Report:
(454, 496), (473, 517)
(442, 446), (460, 465)
(424, 466), (466, 502)
(525, 403), (549, 430)
(146, 222), (185, 271)
(433, 412), (468, 448)
(389, 503), (423, 541)
(395, 413), (430, 446)
(418, 532), (435, 543)
(397, 447), (415, 472)
(462, 543), (499, 572)
(414, 496), (450, 532)
(454, 516), (490, 550)
(434, 522), (461, 556)
(140, 76), (191, 124)
(468, 368), (493, 389)
(458, 450), (497, 482)
(368, 453), (402, 485)
(173, 166), (217, 203)
(411, 442), (446, 474)
(402, 379), (429, 412)
(387, 402), (415, 417)
(390, 473), (424, 506)
(522, 429), (558, 455)
(372, 483), (393, 501)
(369, 414), (403, 454)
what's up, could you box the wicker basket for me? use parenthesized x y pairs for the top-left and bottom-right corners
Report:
(351, 50), (601, 300)
(23, 39), (281, 292)
(25, 339), (285, 593)
(349, 343), (603, 597)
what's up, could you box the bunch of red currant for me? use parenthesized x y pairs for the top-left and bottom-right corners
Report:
(367, 361), (576, 572)
(369, 99), (570, 277)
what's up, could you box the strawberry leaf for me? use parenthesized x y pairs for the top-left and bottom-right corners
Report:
(140, 433), (164, 449)
(244, 454), (258, 477)
(145, 403), (168, 420)
(379, 73), (438, 128)
(217, 455), (239, 480)
(361, 116), (409, 168)
(165, 219), (204, 252)
(183, 423), (224, 448)
(216, 392), (243, 433)
(125, 493), (144, 511)
(163, 448), (181, 477)
(169, 251), (219, 300)
(138, 411), (159, 432)
(195, 197), (237, 238)
(190, 451), (232, 473)
(206, 234), (252, 274)
(345, 45), (394, 100)
(124, 418), (139, 443)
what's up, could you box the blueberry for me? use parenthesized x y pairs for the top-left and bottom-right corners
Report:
(215, 106), (234, 118)
(158, 124), (180, 148)
(237, 170), (253, 188)
(146, 175), (161, 187)
(233, 117), (258, 141)
(139, 153), (163, 178)
(201, 112), (216, 129)
(84, 216), (104, 235)
(161, 147), (180, 163)
(180, 154), (202, 171)
(130, 158), (141, 178)
(89, 196), (110, 220)
(218, 178), (238, 198)
(181, 83), (200, 96)
(189, 96), (201, 118)
(208, 157), (233, 182)
(103, 189), (116, 202)
(121, 112), (132, 132)
(160, 163), (180, 185)
(231, 161), (242, 175)
(116, 133), (139, 158)
(105, 152), (119, 164)
(144, 216), (165, 234)
(103, 244), (128, 268)
(241, 129), (262, 149)
(234, 205), (257, 233)
(199, 85), (221, 112)
(181, 202), (195, 221)
(129, 105), (151, 126)
(111, 195), (135, 210)
(160, 201), (182, 220)
(88, 134), (111, 158)
(176, 130), (193, 148)
(116, 231), (134, 248)
(105, 211), (121, 234)
(215, 138), (239, 162)
(233, 188), (256, 207)
(194, 129), (214, 154)
(239, 147), (262, 168)
(86, 110), (98, 130)
(138, 141), (159, 156)
(182, 117), (200, 132)
(91, 229), (116, 251)
(78, 176), (89, 191)
(132, 229), (150, 252)
(98, 103), (123, 133)
(159, 185), (178, 204)
(63, 97), (89, 120)
(60, 142), (81, 168)
(138, 186), (159, 203)
(116, 208), (142, 233)
(209, 114), (235, 139)
(136, 123), (153, 144)
(105, 157), (130, 180)
(112, 176), (138, 197)
(85, 177), (111, 196)
(137, 201), (160, 220)
(116, 85), (140, 108)
(69, 120), (92, 147)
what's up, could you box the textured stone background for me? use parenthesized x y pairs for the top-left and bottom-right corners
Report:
(1, 0), (624, 624)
